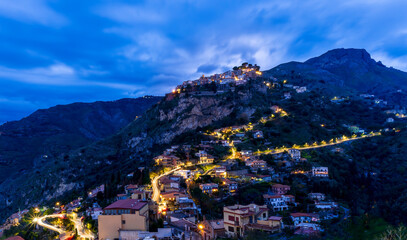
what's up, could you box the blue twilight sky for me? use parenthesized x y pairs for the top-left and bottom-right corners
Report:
(0, 0), (407, 123)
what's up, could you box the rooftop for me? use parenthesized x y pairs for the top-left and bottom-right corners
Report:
(206, 219), (224, 230)
(171, 219), (196, 229)
(104, 199), (147, 210)
(5, 237), (25, 240)
(290, 213), (313, 218)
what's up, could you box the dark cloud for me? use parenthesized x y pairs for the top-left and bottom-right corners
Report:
(196, 64), (220, 74)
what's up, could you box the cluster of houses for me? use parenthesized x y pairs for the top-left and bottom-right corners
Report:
(198, 196), (339, 239)
(154, 146), (217, 168)
(92, 123), (334, 239)
(0, 209), (29, 237)
(174, 63), (262, 93)
(94, 187), (338, 240)
(282, 84), (307, 99)
(94, 174), (199, 239)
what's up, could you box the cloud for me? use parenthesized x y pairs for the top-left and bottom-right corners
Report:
(0, 0), (66, 26)
(0, 63), (142, 91)
(95, 3), (166, 24)
(0, 64), (76, 85)
(371, 52), (407, 71)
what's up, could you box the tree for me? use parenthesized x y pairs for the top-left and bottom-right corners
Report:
(210, 81), (217, 93)
(378, 225), (407, 240)
(142, 169), (151, 185)
(132, 169), (142, 184)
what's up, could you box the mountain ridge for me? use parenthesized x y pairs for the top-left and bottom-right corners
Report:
(265, 48), (407, 105)
(0, 96), (162, 187)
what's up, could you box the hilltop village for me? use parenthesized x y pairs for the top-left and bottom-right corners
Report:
(1, 63), (404, 240)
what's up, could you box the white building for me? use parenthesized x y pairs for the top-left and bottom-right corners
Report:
(312, 167), (329, 177)
(308, 193), (326, 201)
(295, 86), (307, 93)
(174, 170), (192, 179)
(246, 160), (267, 171)
(253, 131), (264, 139)
(288, 149), (301, 160)
(263, 194), (295, 211)
(200, 183), (218, 194)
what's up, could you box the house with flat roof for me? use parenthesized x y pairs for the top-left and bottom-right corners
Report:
(199, 219), (225, 240)
(312, 167), (329, 177)
(263, 194), (295, 211)
(223, 203), (269, 238)
(200, 183), (219, 194)
(98, 199), (149, 240)
(154, 155), (180, 167)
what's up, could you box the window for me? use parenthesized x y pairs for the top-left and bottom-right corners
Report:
(263, 213), (266, 219)
(122, 220), (126, 225)
(228, 226), (234, 232)
(228, 215), (235, 221)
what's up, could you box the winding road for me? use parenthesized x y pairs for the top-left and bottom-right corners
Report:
(34, 214), (65, 234)
(152, 166), (181, 202)
(34, 213), (95, 239)
(71, 213), (96, 239)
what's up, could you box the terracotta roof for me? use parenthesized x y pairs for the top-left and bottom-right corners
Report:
(160, 177), (179, 184)
(290, 213), (312, 218)
(161, 191), (188, 198)
(5, 237), (25, 240)
(104, 199), (147, 210)
(126, 184), (138, 189)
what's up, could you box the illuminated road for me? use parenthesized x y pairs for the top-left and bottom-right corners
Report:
(152, 167), (181, 202)
(257, 133), (381, 156)
(71, 213), (96, 239)
(34, 214), (65, 234)
(34, 213), (95, 239)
